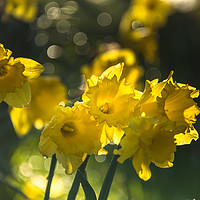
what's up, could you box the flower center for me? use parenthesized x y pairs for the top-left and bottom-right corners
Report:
(61, 122), (76, 137)
(147, 2), (156, 10)
(99, 103), (110, 114)
(0, 65), (8, 78)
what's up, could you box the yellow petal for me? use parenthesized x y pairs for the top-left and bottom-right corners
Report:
(10, 107), (32, 137)
(175, 127), (199, 145)
(56, 153), (87, 174)
(4, 80), (31, 108)
(15, 58), (44, 79)
(132, 148), (151, 181)
(99, 63), (123, 81)
(38, 135), (57, 158)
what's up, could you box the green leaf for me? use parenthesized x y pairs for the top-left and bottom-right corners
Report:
(78, 170), (97, 200)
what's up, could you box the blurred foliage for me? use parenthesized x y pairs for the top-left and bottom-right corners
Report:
(0, 0), (200, 199)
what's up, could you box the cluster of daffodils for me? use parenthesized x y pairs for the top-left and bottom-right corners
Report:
(39, 63), (199, 181)
(0, 43), (44, 108)
(119, 0), (173, 62)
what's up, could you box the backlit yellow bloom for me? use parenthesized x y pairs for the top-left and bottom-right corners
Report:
(114, 117), (182, 181)
(83, 63), (142, 127)
(5, 0), (41, 22)
(134, 71), (200, 145)
(10, 76), (67, 136)
(39, 102), (105, 174)
(81, 48), (144, 89)
(0, 43), (44, 107)
(119, 0), (172, 61)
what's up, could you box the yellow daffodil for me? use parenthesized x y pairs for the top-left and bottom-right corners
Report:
(5, 0), (41, 22)
(83, 63), (142, 127)
(114, 116), (183, 181)
(119, 0), (172, 62)
(38, 102), (105, 174)
(81, 48), (144, 89)
(0, 43), (44, 107)
(134, 71), (200, 145)
(10, 76), (67, 136)
(132, 0), (172, 28)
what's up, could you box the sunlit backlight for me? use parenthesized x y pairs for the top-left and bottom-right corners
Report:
(164, 0), (198, 12)
(97, 12), (112, 27)
(95, 155), (106, 163)
(43, 62), (55, 74)
(37, 14), (52, 29)
(45, 2), (59, 13)
(50, 175), (65, 198)
(19, 162), (33, 177)
(34, 32), (49, 47)
(34, 119), (44, 130)
(73, 32), (87, 46)
(131, 21), (151, 38)
(61, 1), (79, 15)
(47, 7), (61, 20)
(31, 175), (46, 191)
(29, 155), (44, 170)
(56, 20), (71, 33)
(47, 45), (63, 59)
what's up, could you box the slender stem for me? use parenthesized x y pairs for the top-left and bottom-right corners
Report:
(67, 155), (90, 200)
(98, 153), (119, 200)
(44, 154), (57, 200)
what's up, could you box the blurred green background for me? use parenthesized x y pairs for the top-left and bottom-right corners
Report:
(0, 0), (200, 199)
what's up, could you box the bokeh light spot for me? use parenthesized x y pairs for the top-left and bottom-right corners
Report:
(34, 32), (49, 47)
(47, 45), (63, 59)
(37, 14), (52, 29)
(56, 20), (71, 33)
(43, 62), (55, 74)
(73, 32), (87, 46)
(97, 12), (112, 27)
(62, 1), (79, 15)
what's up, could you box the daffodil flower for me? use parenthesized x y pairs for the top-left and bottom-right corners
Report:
(114, 116), (184, 181)
(0, 43), (44, 107)
(38, 102), (105, 174)
(83, 63), (142, 127)
(10, 76), (67, 136)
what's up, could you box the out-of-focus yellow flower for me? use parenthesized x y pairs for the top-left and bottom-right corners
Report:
(114, 116), (183, 181)
(119, 0), (172, 62)
(38, 102), (105, 174)
(5, 0), (41, 22)
(132, 0), (172, 28)
(83, 63), (142, 127)
(81, 48), (144, 89)
(22, 181), (43, 200)
(10, 76), (67, 136)
(134, 71), (200, 145)
(0, 43), (44, 107)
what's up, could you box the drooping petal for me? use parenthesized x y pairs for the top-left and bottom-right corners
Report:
(10, 107), (32, 136)
(38, 135), (57, 158)
(15, 58), (44, 79)
(4, 80), (31, 108)
(56, 153), (87, 175)
(132, 148), (151, 181)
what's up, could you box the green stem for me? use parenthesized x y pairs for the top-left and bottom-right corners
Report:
(98, 153), (119, 200)
(44, 154), (57, 200)
(67, 155), (90, 200)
